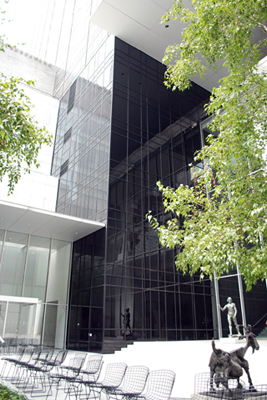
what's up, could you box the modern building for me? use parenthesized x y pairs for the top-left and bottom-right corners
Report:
(0, 46), (104, 349)
(0, 0), (267, 353)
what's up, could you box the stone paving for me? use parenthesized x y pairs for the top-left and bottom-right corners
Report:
(1, 339), (267, 400)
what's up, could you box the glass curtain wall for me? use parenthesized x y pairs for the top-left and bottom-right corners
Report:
(67, 229), (105, 351)
(66, 38), (216, 352)
(52, 27), (114, 222)
(104, 38), (214, 344)
(51, 1), (114, 352)
(51, 0), (114, 224)
(0, 232), (28, 297)
(0, 230), (71, 348)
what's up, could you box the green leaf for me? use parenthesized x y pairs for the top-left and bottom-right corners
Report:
(148, 0), (267, 290)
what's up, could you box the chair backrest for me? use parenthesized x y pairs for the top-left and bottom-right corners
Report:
(84, 355), (103, 374)
(47, 350), (68, 366)
(29, 349), (44, 365)
(141, 370), (176, 400)
(32, 349), (51, 362)
(18, 346), (35, 363)
(81, 356), (103, 383)
(118, 365), (149, 394)
(43, 349), (54, 362)
(69, 355), (86, 370)
(62, 355), (86, 379)
(37, 350), (67, 373)
(101, 362), (127, 388)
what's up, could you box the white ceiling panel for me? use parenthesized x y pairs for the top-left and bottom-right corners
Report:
(0, 202), (105, 242)
(136, 30), (171, 62)
(150, 15), (184, 45)
(90, 0), (267, 93)
(103, 0), (166, 29)
(0, 204), (28, 231)
(8, 210), (54, 235)
(151, 0), (173, 8)
(90, 1), (149, 47)
(89, 0), (222, 92)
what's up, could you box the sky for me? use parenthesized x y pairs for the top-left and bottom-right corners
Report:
(1, 0), (66, 65)
(2, 0), (45, 51)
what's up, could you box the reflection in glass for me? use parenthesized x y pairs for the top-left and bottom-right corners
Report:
(0, 301), (7, 336)
(0, 232), (71, 348)
(4, 302), (37, 338)
(23, 236), (50, 301)
(43, 303), (67, 349)
(46, 240), (71, 305)
(0, 232), (28, 296)
(0, 230), (4, 258)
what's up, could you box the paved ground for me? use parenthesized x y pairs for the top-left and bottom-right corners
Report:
(0, 338), (266, 400)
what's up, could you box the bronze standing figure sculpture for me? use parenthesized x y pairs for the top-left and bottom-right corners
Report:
(219, 297), (241, 337)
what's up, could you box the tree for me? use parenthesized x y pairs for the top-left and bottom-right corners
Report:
(0, 3), (52, 193)
(147, 0), (267, 290)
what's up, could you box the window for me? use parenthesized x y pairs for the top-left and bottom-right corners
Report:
(60, 160), (69, 177)
(64, 127), (72, 144)
(67, 80), (77, 113)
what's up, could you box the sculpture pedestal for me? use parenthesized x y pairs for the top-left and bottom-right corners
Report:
(194, 388), (267, 400)
(194, 373), (267, 400)
(219, 336), (244, 344)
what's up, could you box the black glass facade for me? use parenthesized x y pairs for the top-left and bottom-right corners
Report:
(65, 38), (218, 351)
(60, 37), (267, 352)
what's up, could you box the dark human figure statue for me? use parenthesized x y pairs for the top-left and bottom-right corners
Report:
(219, 297), (241, 337)
(121, 308), (132, 334)
(209, 325), (259, 393)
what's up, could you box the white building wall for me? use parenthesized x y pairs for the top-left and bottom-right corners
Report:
(0, 47), (59, 211)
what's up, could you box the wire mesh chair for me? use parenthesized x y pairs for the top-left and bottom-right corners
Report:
(194, 372), (246, 400)
(10, 348), (45, 387)
(242, 384), (267, 400)
(44, 349), (68, 372)
(0, 346), (26, 378)
(89, 362), (128, 400)
(27, 349), (69, 398)
(46, 354), (87, 400)
(0, 340), (7, 355)
(106, 365), (149, 400)
(133, 369), (176, 400)
(4, 337), (19, 354)
(11, 350), (67, 395)
(0, 344), (36, 381)
(63, 355), (103, 400)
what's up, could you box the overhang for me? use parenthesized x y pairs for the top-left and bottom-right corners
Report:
(0, 201), (105, 243)
(90, 0), (267, 93)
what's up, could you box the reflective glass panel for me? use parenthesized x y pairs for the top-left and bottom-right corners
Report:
(23, 236), (50, 301)
(0, 301), (7, 337)
(46, 240), (71, 304)
(4, 302), (36, 339)
(43, 303), (67, 349)
(0, 232), (28, 296)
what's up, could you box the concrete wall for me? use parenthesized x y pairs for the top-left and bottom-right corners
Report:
(1, 45), (57, 95)
(0, 45), (59, 210)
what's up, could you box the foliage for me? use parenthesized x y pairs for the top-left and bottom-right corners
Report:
(0, 76), (53, 193)
(0, 1), (52, 193)
(0, 384), (27, 400)
(147, 0), (267, 290)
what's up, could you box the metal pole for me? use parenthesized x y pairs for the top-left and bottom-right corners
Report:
(213, 276), (222, 338)
(2, 301), (8, 338)
(236, 264), (247, 328)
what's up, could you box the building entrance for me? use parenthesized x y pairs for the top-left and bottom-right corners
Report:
(0, 295), (41, 345)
